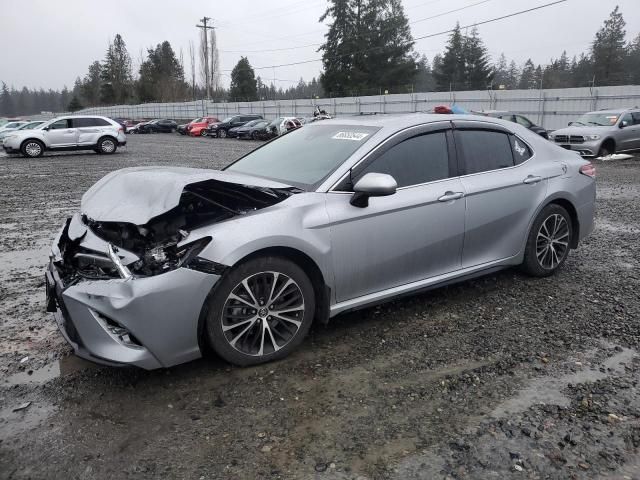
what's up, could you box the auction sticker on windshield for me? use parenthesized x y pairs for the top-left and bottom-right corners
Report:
(332, 131), (370, 141)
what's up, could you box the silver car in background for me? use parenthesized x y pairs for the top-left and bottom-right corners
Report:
(46, 114), (596, 369)
(0, 120), (45, 140)
(549, 108), (640, 157)
(3, 115), (126, 157)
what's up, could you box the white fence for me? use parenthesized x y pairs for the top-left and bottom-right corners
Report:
(74, 85), (640, 131)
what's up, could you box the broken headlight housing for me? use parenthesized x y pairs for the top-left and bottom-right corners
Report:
(130, 236), (225, 277)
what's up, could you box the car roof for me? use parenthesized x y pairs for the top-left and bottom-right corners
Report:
(316, 113), (514, 130)
(587, 108), (637, 114)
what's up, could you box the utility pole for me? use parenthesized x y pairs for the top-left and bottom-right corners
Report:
(196, 17), (214, 100)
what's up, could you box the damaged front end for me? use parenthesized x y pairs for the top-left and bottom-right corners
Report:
(46, 173), (298, 369)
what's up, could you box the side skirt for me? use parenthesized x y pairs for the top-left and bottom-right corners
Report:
(329, 257), (519, 317)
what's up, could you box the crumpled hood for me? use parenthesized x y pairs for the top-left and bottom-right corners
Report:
(81, 166), (293, 225)
(552, 125), (611, 137)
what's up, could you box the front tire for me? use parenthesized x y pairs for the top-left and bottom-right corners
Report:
(200, 129), (207, 137)
(218, 129), (227, 139)
(97, 137), (117, 154)
(206, 256), (315, 366)
(521, 204), (572, 277)
(21, 139), (44, 158)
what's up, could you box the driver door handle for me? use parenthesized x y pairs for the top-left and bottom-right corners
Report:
(523, 175), (543, 184)
(438, 191), (464, 202)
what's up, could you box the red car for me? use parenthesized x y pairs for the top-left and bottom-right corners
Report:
(188, 116), (219, 137)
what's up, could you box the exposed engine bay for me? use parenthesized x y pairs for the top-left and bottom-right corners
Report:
(54, 179), (298, 282)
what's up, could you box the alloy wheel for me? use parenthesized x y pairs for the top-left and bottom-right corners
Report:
(25, 142), (42, 157)
(101, 139), (116, 153)
(221, 271), (305, 356)
(536, 214), (569, 269)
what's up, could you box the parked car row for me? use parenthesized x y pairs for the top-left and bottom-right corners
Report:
(470, 107), (640, 157)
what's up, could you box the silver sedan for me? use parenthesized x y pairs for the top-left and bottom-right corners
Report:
(46, 114), (596, 368)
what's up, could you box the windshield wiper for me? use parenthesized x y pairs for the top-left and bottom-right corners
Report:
(572, 121), (586, 126)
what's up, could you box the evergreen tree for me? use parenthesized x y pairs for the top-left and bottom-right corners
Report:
(462, 27), (493, 90)
(414, 55), (435, 92)
(433, 23), (465, 91)
(592, 6), (627, 85)
(67, 95), (84, 112)
(228, 57), (258, 101)
(518, 59), (537, 89)
(82, 61), (103, 106)
(137, 41), (189, 102)
(493, 53), (509, 89)
(366, 0), (417, 91)
(628, 33), (640, 84)
(506, 61), (520, 89)
(319, 0), (355, 95)
(0, 82), (13, 116)
(100, 34), (133, 104)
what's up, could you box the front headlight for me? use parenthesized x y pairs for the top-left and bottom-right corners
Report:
(130, 236), (224, 276)
(548, 134), (555, 140)
(586, 134), (600, 140)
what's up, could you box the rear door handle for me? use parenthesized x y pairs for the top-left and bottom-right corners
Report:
(438, 191), (464, 202)
(523, 175), (543, 184)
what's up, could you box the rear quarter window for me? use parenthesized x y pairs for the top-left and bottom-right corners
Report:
(511, 135), (533, 164)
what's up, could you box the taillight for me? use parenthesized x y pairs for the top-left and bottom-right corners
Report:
(118, 127), (124, 132)
(580, 163), (596, 178)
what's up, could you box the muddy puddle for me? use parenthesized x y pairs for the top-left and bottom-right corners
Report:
(3, 355), (99, 386)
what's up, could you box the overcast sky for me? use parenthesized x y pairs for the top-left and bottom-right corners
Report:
(1, 0), (639, 91)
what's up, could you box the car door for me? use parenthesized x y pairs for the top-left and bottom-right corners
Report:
(44, 119), (78, 148)
(325, 123), (466, 303)
(453, 121), (557, 268)
(73, 118), (108, 146)
(617, 112), (640, 151)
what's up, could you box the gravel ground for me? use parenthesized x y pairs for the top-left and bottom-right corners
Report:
(0, 134), (639, 479)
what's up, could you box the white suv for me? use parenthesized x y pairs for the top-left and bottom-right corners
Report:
(2, 115), (126, 158)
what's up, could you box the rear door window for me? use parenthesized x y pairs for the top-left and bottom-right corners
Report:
(456, 130), (515, 174)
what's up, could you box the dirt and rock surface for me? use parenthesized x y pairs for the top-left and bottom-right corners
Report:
(0, 134), (639, 479)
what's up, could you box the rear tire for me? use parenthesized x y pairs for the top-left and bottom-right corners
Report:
(521, 204), (573, 277)
(97, 137), (117, 154)
(21, 139), (44, 158)
(206, 256), (315, 366)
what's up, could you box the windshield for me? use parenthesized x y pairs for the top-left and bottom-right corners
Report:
(226, 124), (380, 189)
(243, 120), (262, 127)
(18, 122), (43, 130)
(573, 113), (620, 126)
(222, 117), (233, 123)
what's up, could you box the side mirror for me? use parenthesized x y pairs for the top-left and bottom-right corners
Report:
(350, 173), (397, 208)
(620, 121), (629, 128)
(568, 122), (573, 126)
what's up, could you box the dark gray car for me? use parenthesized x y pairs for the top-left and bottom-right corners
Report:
(46, 114), (596, 369)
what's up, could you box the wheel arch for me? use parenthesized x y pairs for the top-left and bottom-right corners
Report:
(97, 134), (118, 145)
(541, 197), (580, 248)
(601, 137), (616, 153)
(20, 137), (46, 151)
(196, 245), (331, 357)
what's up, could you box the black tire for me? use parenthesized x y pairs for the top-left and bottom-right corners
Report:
(251, 131), (258, 140)
(20, 139), (45, 158)
(97, 136), (118, 154)
(598, 141), (614, 157)
(200, 129), (207, 137)
(218, 129), (227, 139)
(206, 256), (315, 366)
(521, 204), (573, 277)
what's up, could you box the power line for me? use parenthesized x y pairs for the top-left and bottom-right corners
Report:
(219, 0), (492, 55)
(221, 0), (569, 72)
